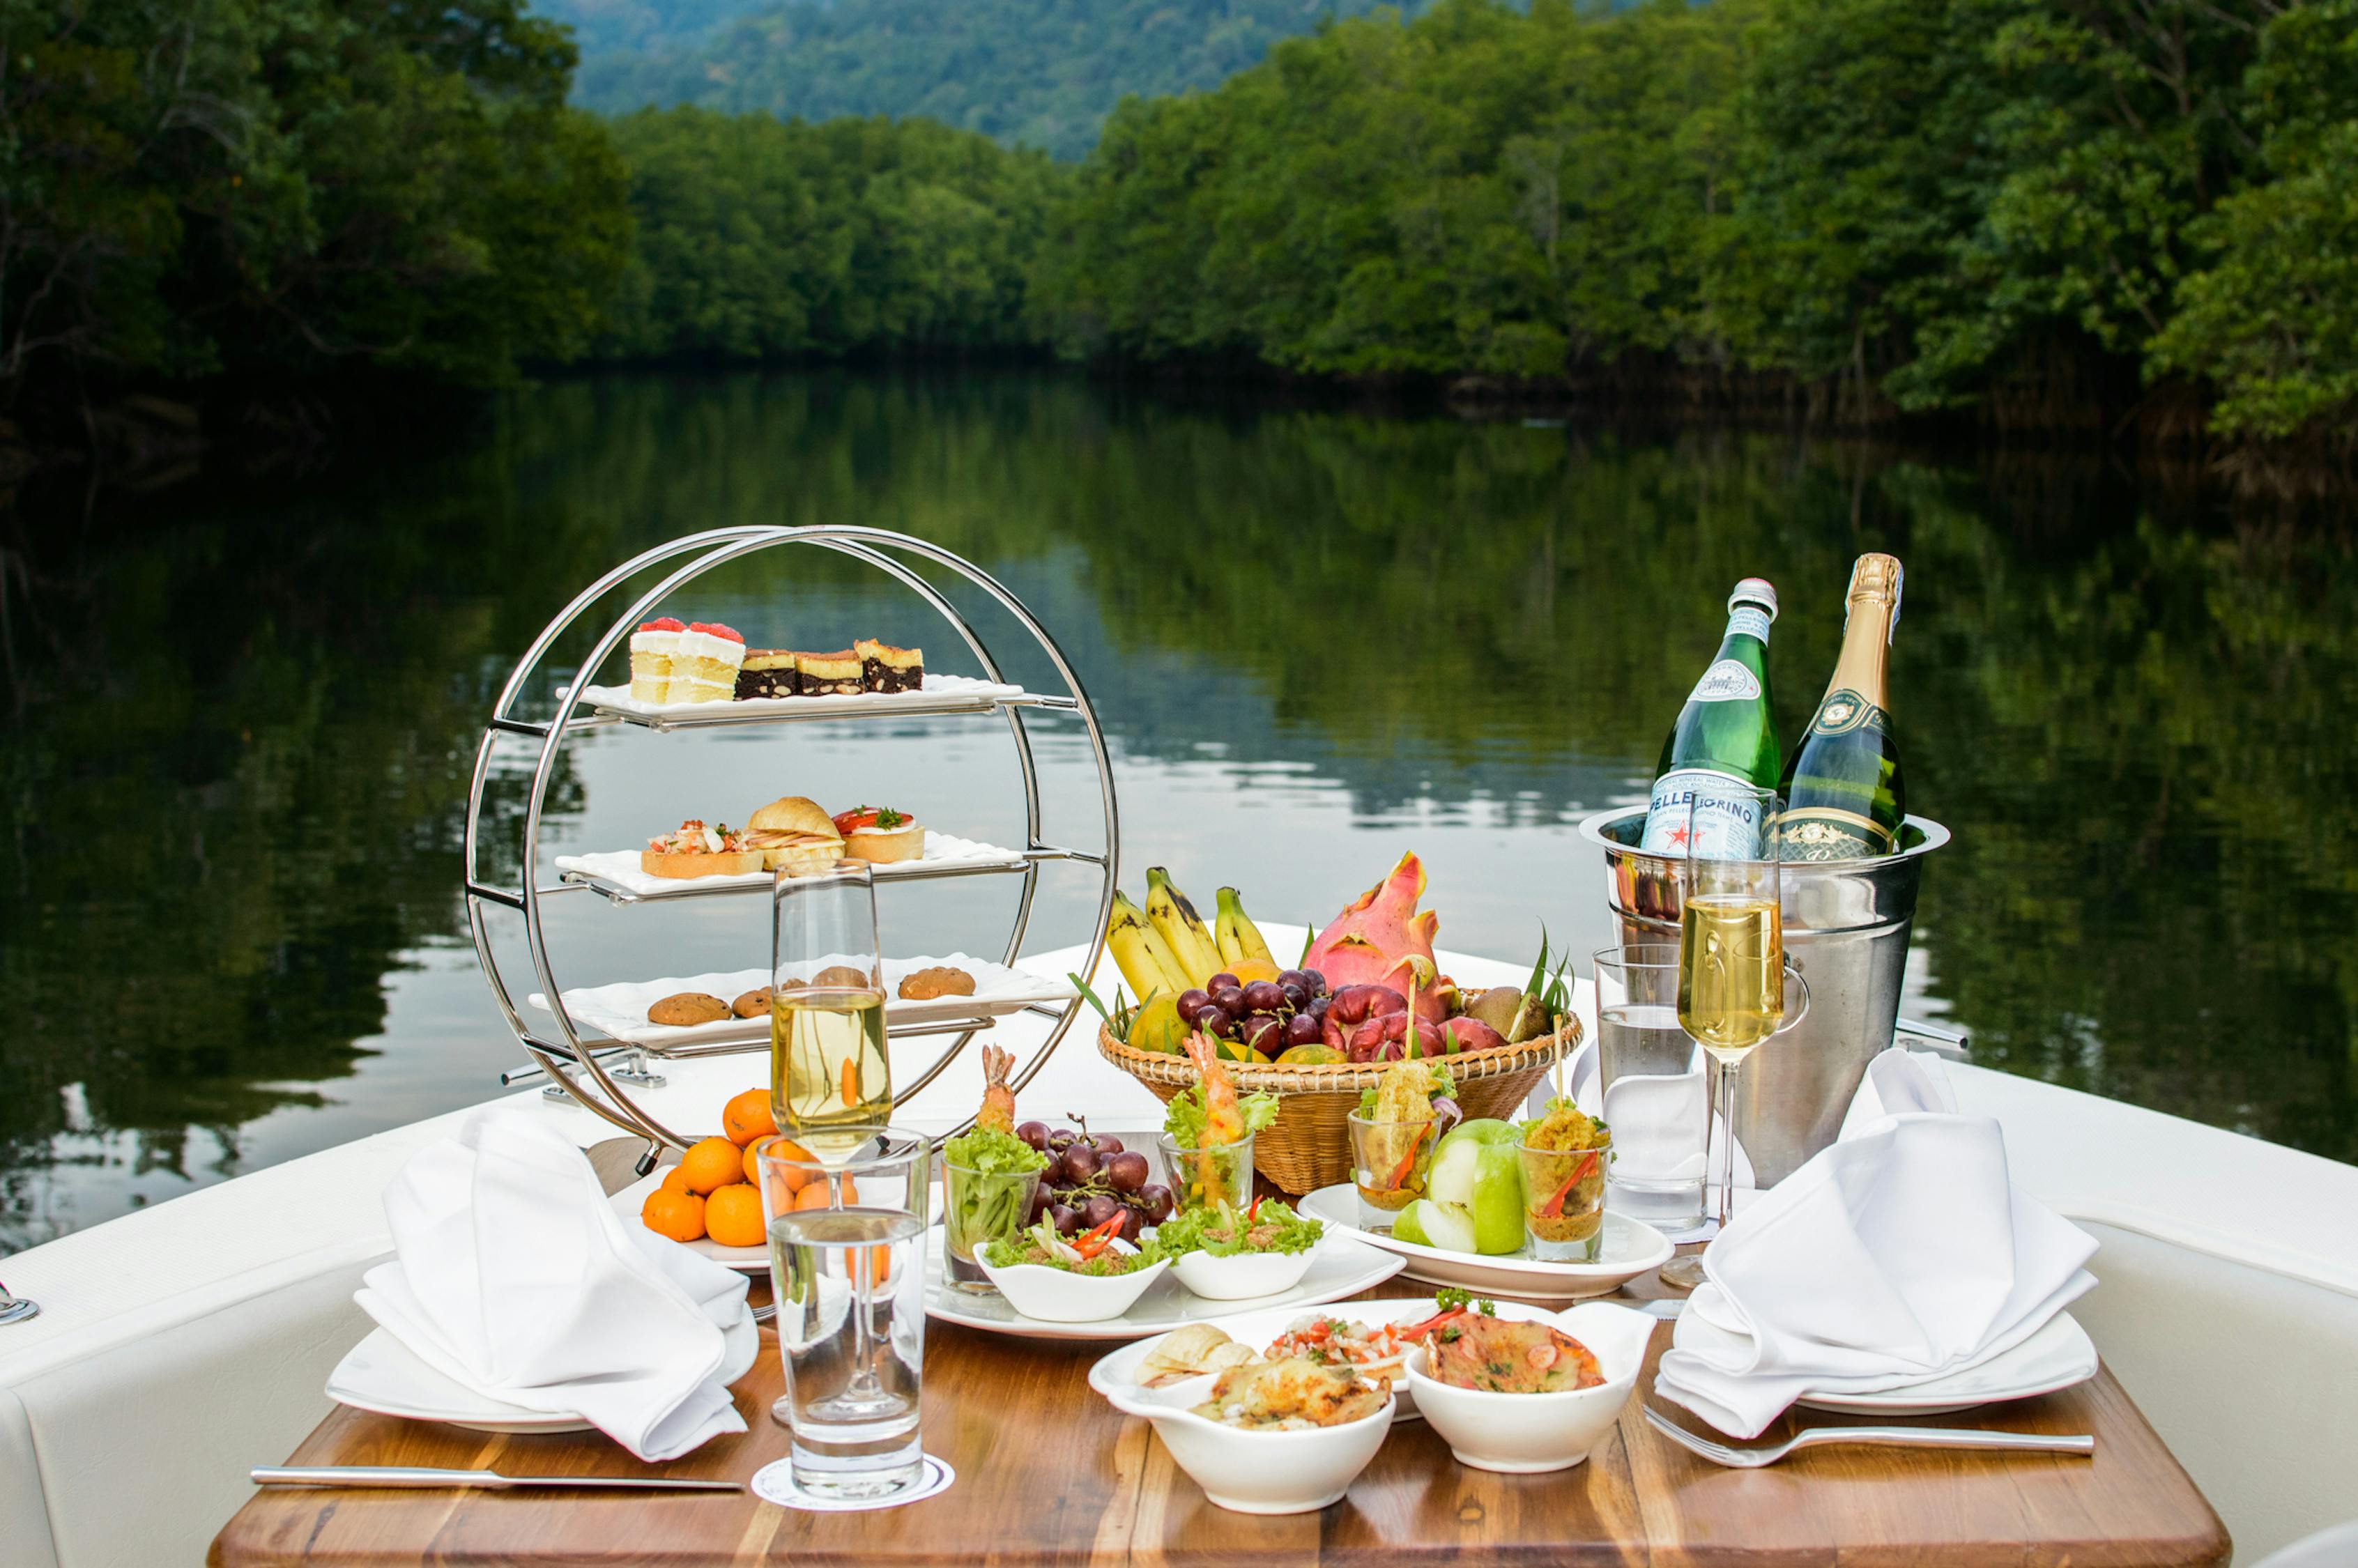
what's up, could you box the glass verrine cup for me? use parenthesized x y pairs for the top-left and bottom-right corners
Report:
(1156, 1132), (1254, 1212)
(1347, 1111), (1437, 1229)
(1518, 1132), (1611, 1262)
(756, 1127), (931, 1500)
(938, 1153), (1044, 1292)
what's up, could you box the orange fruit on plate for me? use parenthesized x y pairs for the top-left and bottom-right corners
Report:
(680, 1137), (745, 1195)
(1230, 958), (1283, 985)
(723, 1089), (776, 1147)
(641, 1187), (705, 1243)
(704, 1183), (767, 1248)
(659, 1165), (693, 1194)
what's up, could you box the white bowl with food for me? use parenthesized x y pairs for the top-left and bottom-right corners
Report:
(1101, 1358), (1396, 1514)
(1401, 1300), (1655, 1473)
(1154, 1200), (1329, 1302)
(977, 1233), (1170, 1323)
(1169, 1245), (1322, 1300)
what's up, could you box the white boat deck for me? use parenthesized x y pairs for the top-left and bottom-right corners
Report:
(3, 930), (2355, 1565)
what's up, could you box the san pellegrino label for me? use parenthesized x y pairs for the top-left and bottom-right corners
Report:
(1639, 578), (1781, 859)
(1779, 554), (1906, 861)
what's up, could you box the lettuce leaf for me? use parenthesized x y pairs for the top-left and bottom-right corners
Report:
(1163, 1081), (1280, 1146)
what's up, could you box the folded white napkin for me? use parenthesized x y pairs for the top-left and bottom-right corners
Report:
(357, 1110), (751, 1461)
(1654, 1051), (2096, 1437)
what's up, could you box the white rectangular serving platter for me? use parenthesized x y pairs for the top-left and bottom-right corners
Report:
(529, 954), (1076, 1054)
(571, 674), (1050, 729)
(555, 831), (1029, 902)
(1299, 1184), (1674, 1300)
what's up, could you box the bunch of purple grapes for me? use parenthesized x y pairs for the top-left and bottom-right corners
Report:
(1177, 969), (1332, 1057)
(1016, 1119), (1173, 1242)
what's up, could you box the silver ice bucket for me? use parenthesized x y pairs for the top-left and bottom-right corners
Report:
(1577, 808), (1950, 1188)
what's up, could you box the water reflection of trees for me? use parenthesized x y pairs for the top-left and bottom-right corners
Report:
(3, 371), (2348, 1250)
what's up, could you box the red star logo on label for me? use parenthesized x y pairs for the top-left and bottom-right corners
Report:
(1668, 824), (1692, 848)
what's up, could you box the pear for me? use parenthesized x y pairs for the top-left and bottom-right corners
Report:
(1507, 993), (1554, 1043)
(1465, 986), (1524, 1036)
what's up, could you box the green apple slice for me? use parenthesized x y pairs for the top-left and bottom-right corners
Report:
(1393, 1198), (1476, 1254)
(1427, 1120), (1530, 1254)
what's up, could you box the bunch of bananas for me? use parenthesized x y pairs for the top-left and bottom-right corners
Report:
(1106, 868), (1273, 1002)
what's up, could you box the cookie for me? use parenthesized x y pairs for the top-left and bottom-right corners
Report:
(898, 966), (977, 1001)
(812, 964), (873, 990)
(731, 987), (774, 1019)
(648, 992), (730, 1027)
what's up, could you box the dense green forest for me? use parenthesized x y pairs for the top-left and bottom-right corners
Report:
(5, 0), (2357, 458)
(571, 0), (1435, 161)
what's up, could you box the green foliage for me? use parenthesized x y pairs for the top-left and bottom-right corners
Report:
(574, 0), (1439, 162)
(599, 109), (1068, 360)
(0, 0), (633, 403)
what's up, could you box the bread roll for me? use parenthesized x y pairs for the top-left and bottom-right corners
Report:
(747, 795), (841, 841)
(845, 820), (925, 863)
(640, 847), (765, 879)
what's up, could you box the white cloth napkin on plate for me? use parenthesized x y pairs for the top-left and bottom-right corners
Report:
(356, 1109), (751, 1461)
(1654, 1050), (2097, 1437)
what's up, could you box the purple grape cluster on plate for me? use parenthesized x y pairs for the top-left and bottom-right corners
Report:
(1015, 1117), (1173, 1241)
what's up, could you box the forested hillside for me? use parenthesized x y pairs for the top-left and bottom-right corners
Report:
(532, 0), (775, 56)
(572, 0), (1434, 160)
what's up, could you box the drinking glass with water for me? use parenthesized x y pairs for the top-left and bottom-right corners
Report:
(756, 1128), (931, 1499)
(1592, 942), (1710, 1236)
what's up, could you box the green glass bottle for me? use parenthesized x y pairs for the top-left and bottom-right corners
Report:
(1779, 553), (1905, 861)
(1639, 578), (1782, 859)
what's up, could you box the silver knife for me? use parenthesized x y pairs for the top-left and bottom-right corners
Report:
(252, 1466), (740, 1493)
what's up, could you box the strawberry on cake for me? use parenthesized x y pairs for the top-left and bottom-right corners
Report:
(629, 617), (685, 702)
(671, 622), (747, 704)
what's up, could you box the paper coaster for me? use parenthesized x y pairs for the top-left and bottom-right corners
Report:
(751, 1454), (954, 1512)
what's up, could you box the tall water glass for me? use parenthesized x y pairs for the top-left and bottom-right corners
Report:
(1591, 942), (1706, 1237)
(1663, 787), (1809, 1288)
(772, 863), (889, 1166)
(757, 1129), (931, 1500)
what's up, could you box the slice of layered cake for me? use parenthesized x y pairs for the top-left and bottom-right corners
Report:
(794, 648), (864, 697)
(855, 638), (924, 693)
(671, 622), (746, 704)
(629, 617), (684, 702)
(736, 648), (797, 700)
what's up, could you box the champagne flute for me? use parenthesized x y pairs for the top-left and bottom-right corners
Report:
(1658, 785), (1809, 1289)
(771, 862), (891, 1167)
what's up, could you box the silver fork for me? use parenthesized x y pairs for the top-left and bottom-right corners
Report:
(1642, 1403), (2094, 1468)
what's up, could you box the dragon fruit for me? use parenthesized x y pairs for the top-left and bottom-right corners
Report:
(1306, 852), (1443, 1023)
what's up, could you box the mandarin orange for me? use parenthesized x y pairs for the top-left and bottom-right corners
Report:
(641, 1187), (705, 1243)
(703, 1183), (767, 1248)
(722, 1089), (776, 1148)
(680, 1137), (745, 1195)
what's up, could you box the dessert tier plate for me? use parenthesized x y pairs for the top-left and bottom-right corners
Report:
(611, 1171), (770, 1273)
(573, 674), (1041, 728)
(924, 1229), (1404, 1342)
(530, 955), (1077, 1055)
(1792, 1312), (2099, 1417)
(326, 1303), (759, 1435)
(1299, 1185), (1674, 1300)
(556, 831), (1027, 901)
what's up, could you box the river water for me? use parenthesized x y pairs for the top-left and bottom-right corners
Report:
(3, 369), (2352, 1249)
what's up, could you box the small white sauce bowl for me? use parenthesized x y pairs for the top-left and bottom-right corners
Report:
(1167, 1240), (1322, 1301)
(977, 1238), (1171, 1323)
(1101, 1376), (1396, 1514)
(1401, 1301), (1655, 1473)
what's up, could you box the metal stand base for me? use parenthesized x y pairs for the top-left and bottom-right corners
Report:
(0, 1294), (40, 1325)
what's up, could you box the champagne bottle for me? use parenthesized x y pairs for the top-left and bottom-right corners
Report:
(1779, 553), (1904, 861)
(1638, 578), (1782, 859)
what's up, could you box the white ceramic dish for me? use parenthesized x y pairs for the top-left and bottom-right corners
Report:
(555, 831), (1027, 900)
(1403, 1301), (1655, 1473)
(1098, 1372), (1395, 1514)
(326, 1305), (759, 1435)
(926, 1230), (1404, 1342)
(573, 672), (1032, 724)
(1166, 1241), (1322, 1302)
(1300, 1184), (1674, 1299)
(609, 1171), (769, 1273)
(977, 1237), (1170, 1322)
(1793, 1310), (2099, 1416)
(529, 955), (1077, 1052)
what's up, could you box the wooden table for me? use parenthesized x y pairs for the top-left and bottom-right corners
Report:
(212, 1279), (2228, 1567)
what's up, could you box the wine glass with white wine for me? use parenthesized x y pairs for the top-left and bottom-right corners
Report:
(1658, 785), (1809, 1291)
(772, 861), (891, 1166)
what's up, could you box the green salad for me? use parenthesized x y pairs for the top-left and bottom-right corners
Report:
(941, 1126), (1050, 1265)
(1152, 1197), (1324, 1259)
(1163, 1081), (1280, 1146)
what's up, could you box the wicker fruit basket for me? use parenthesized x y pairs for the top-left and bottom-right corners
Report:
(1096, 1017), (1583, 1196)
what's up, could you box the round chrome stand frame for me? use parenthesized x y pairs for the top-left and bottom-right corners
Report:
(459, 527), (1119, 1160)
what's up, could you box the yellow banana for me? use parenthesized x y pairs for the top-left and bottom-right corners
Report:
(1109, 892), (1190, 998)
(1144, 868), (1225, 987)
(1214, 887), (1276, 969)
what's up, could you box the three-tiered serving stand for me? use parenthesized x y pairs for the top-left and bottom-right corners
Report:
(461, 527), (1118, 1168)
